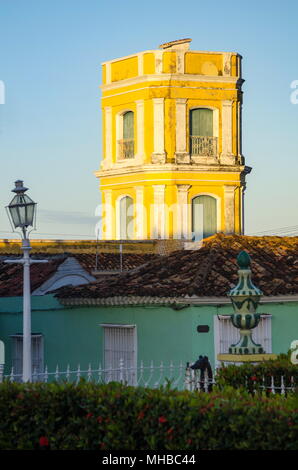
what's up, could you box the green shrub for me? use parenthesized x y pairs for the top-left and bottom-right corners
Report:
(216, 355), (298, 394)
(0, 381), (297, 450)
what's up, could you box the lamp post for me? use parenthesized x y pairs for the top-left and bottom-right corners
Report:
(5, 181), (47, 382)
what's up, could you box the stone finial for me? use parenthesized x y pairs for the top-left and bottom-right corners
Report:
(228, 251), (264, 355)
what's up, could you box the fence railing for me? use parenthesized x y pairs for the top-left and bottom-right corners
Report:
(190, 135), (218, 156)
(118, 139), (134, 159)
(2, 360), (296, 395)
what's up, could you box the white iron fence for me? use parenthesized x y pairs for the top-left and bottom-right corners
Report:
(1, 360), (297, 395)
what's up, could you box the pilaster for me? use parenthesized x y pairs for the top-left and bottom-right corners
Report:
(152, 185), (166, 239)
(103, 107), (112, 169)
(176, 185), (191, 239)
(135, 186), (145, 239)
(175, 99), (190, 164)
(221, 100), (235, 164)
(103, 189), (113, 239)
(152, 98), (166, 163)
(136, 100), (144, 164)
(224, 185), (236, 234)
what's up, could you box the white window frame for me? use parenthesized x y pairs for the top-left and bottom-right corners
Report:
(100, 324), (137, 385)
(10, 334), (44, 382)
(214, 314), (272, 368)
(116, 109), (135, 161)
(116, 195), (134, 240)
(191, 193), (221, 240)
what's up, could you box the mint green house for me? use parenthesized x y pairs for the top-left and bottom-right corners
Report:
(0, 234), (297, 381)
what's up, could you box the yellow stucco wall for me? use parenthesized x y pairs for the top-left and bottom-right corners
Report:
(97, 42), (248, 240)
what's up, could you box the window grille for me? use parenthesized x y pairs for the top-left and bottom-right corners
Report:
(102, 325), (137, 385)
(10, 334), (44, 382)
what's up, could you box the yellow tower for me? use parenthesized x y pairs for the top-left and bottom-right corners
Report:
(95, 39), (251, 241)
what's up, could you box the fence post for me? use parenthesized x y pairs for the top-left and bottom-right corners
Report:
(76, 364), (81, 384)
(32, 367), (37, 383)
(55, 365), (59, 382)
(119, 358), (124, 384)
(184, 363), (191, 391)
(66, 364), (70, 382)
(10, 366), (15, 383)
(281, 376), (285, 396)
(270, 376), (275, 395)
(87, 364), (92, 382)
(98, 363), (102, 384)
(44, 365), (48, 383)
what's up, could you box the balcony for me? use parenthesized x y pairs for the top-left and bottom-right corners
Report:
(190, 136), (218, 157)
(118, 139), (134, 159)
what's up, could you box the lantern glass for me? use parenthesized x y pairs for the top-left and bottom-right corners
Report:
(8, 193), (36, 229)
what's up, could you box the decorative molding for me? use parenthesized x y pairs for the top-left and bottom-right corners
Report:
(190, 155), (219, 165)
(101, 74), (240, 92)
(151, 153), (167, 164)
(175, 153), (190, 164)
(58, 294), (298, 307)
(95, 164), (249, 179)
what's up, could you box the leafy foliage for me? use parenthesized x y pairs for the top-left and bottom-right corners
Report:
(216, 354), (298, 394)
(0, 380), (297, 450)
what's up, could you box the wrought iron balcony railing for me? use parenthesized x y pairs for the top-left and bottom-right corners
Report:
(118, 139), (134, 159)
(190, 136), (218, 157)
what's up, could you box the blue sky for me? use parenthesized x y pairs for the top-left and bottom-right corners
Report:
(0, 0), (297, 239)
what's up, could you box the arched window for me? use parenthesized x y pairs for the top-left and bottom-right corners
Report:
(119, 111), (134, 159)
(119, 196), (134, 239)
(192, 195), (217, 240)
(189, 108), (217, 156)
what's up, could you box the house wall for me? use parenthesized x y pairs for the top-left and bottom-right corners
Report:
(0, 296), (297, 375)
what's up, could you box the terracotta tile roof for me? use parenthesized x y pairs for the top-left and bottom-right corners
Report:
(72, 253), (160, 272)
(0, 252), (159, 297)
(55, 234), (298, 300)
(0, 257), (65, 297)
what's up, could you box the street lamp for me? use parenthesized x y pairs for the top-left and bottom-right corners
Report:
(5, 181), (47, 382)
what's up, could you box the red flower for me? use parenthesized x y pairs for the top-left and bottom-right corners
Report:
(97, 416), (103, 423)
(39, 436), (49, 447)
(158, 416), (167, 424)
(250, 376), (257, 381)
(187, 439), (192, 445)
(86, 412), (93, 419)
(137, 411), (145, 420)
(166, 427), (174, 434)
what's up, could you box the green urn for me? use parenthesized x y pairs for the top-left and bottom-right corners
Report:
(228, 251), (265, 355)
